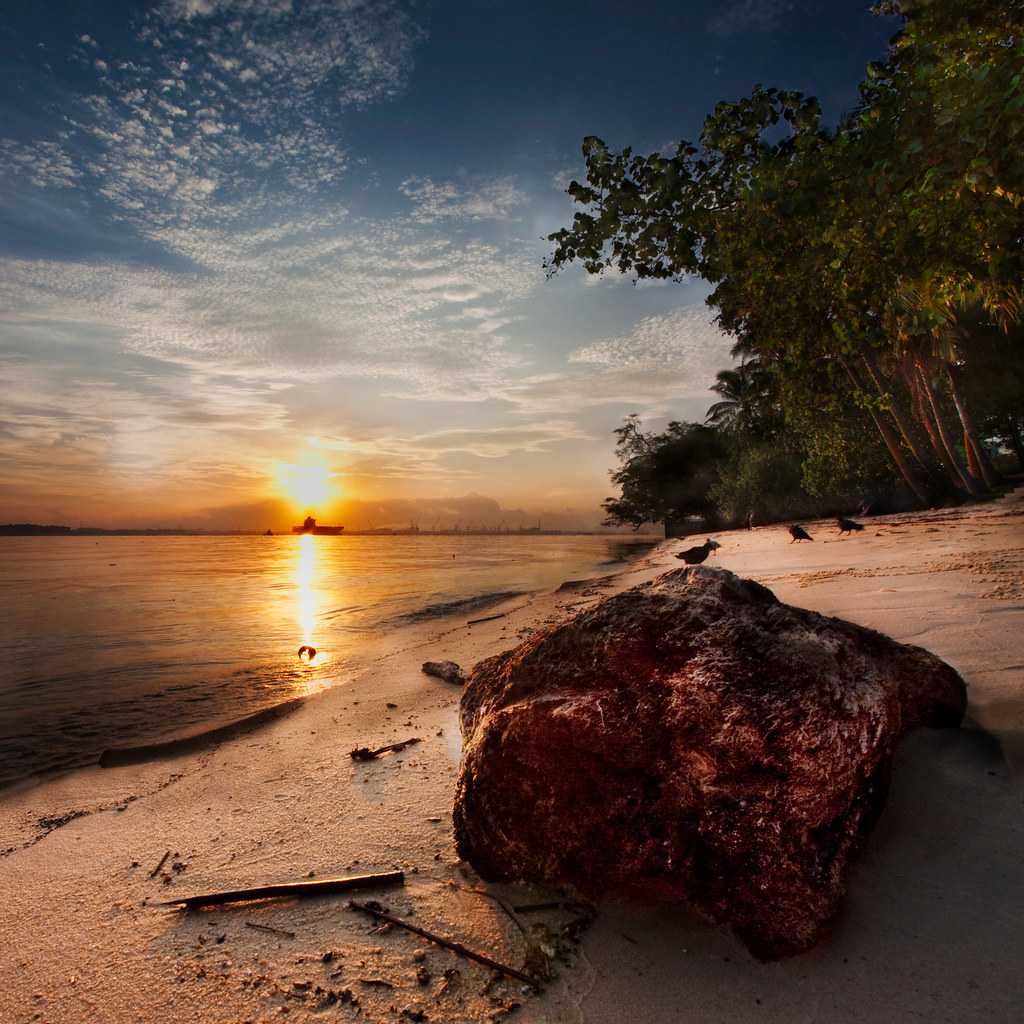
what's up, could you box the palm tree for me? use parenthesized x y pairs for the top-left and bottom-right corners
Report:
(705, 358), (772, 435)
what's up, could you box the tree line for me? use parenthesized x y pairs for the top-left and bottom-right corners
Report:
(547, 0), (1024, 531)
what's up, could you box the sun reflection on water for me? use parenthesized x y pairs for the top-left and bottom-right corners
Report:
(296, 533), (317, 648)
(294, 533), (334, 694)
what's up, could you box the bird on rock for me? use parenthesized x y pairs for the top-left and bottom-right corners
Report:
(676, 539), (721, 564)
(789, 524), (813, 543)
(837, 516), (864, 536)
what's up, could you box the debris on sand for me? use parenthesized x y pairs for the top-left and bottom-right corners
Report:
(160, 870), (405, 909)
(348, 900), (539, 988)
(350, 738), (422, 761)
(422, 661), (465, 685)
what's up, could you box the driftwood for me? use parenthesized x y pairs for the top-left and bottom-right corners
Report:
(245, 921), (296, 939)
(421, 661), (465, 685)
(467, 613), (505, 626)
(348, 900), (537, 987)
(160, 870), (405, 909)
(149, 850), (171, 878)
(350, 738), (421, 761)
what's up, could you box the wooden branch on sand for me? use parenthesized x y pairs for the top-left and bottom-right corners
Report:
(159, 870), (405, 910)
(149, 850), (171, 878)
(350, 738), (421, 761)
(245, 921), (296, 939)
(348, 900), (537, 988)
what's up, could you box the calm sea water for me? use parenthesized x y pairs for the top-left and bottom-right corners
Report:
(0, 534), (655, 787)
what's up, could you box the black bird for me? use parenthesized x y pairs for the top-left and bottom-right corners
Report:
(837, 516), (864, 536)
(789, 524), (813, 543)
(676, 539), (721, 564)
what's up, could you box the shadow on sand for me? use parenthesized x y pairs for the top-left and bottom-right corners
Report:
(577, 725), (1023, 1022)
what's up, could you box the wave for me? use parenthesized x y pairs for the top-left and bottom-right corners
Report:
(390, 589), (526, 625)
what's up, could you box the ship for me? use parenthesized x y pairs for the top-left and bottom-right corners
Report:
(291, 515), (344, 536)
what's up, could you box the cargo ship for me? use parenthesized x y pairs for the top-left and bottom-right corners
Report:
(291, 515), (344, 536)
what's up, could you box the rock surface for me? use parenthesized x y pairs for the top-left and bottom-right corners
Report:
(453, 567), (966, 960)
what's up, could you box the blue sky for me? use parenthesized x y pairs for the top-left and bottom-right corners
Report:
(0, 0), (896, 528)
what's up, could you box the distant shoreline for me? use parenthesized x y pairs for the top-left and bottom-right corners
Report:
(0, 524), (661, 538)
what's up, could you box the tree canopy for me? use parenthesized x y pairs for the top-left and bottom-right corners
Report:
(550, 0), (1024, 523)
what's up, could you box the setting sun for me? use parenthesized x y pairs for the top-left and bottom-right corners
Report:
(275, 460), (334, 510)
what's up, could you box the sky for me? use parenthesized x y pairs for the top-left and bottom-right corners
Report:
(0, 0), (898, 530)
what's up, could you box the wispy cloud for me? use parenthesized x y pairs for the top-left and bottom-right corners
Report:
(0, 217), (539, 391)
(3, 0), (425, 234)
(399, 176), (529, 224)
(708, 0), (798, 36)
(569, 307), (730, 373)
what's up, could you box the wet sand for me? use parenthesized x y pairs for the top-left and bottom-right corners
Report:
(1, 490), (1022, 1023)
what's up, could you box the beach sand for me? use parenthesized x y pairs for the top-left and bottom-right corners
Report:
(2, 490), (1022, 1023)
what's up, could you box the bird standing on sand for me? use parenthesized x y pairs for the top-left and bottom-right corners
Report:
(676, 539), (721, 564)
(789, 524), (813, 543)
(837, 516), (864, 536)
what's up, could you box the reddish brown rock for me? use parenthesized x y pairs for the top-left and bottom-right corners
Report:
(453, 567), (966, 960)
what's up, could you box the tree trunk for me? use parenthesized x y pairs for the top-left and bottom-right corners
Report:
(839, 356), (930, 507)
(861, 350), (933, 471)
(946, 363), (999, 489)
(964, 429), (983, 480)
(908, 365), (962, 488)
(915, 360), (982, 496)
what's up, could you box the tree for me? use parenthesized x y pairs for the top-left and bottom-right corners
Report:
(705, 357), (778, 437)
(548, 1), (1024, 502)
(602, 416), (729, 531)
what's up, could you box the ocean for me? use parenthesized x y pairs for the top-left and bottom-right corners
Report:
(0, 533), (655, 787)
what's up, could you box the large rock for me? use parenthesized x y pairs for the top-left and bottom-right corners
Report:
(453, 567), (966, 960)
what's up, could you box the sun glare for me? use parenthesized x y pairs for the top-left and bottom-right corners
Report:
(275, 460), (334, 510)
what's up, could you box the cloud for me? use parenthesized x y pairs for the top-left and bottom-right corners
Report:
(0, 140), (81, 189)
(569, 306), (731, 373)
(4, 0), (426, 235)
(0, 213), (540, 393)
(399, 176), (529, 224)
(313, 419), (590, 465)
(708, 0), (799, 36)
(0, 329), (290, 519)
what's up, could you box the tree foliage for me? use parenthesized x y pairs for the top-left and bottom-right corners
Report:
(601, 416), (728, 529)
(551, 0), (1023, 523)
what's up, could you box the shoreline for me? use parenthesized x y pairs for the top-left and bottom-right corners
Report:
(1, 534), (659, 789)
(1, 493), (1022, 1022)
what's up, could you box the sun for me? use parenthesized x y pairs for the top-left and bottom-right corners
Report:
(275, 460), (335, 510)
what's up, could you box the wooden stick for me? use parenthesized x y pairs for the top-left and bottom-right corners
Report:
(245, 921), (296, 939)
(348, 901), (537, 988)
(350, 738), (421, 761)
(160, 870), (405, 909)
(149, 850), (171, 878)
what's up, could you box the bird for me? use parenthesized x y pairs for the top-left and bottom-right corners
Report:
(836, 516), (864, 536)
(676, 539), (721, 564)
(789, 524), (813, 543)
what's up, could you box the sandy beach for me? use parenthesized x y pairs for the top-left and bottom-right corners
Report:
(2, 491), (1023, 1024)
